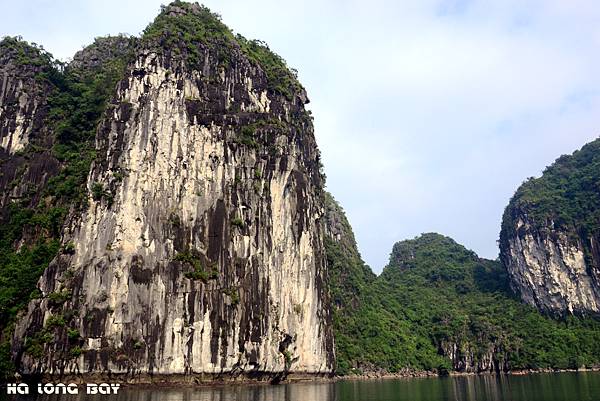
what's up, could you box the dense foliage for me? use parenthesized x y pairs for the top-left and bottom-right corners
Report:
(45, 41), (131, 207)
(500, 138), (600, 249)
(324, 193), (376, 310)
(329, 232), (600, 375)
(142, 1), (303, 99)
(0, 36), (54, 72)
(142, 1), (234, 66)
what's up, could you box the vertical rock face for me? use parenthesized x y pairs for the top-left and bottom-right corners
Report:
(500, 214), (600, 315)
(12, 2), (334, 380)
(0, 38), (51, 155)
(0, 36), (133, 382)
(438, 341), (508, 373)
(500, 139), (600, 315)
(0, 38), (59, 209)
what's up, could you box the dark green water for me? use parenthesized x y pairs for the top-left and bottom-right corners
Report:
(5, 372), (600, 401)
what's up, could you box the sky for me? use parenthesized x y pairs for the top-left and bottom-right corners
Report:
(3, 0), (600, 272)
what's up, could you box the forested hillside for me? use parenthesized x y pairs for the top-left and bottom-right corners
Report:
(326, 196), (600, 375)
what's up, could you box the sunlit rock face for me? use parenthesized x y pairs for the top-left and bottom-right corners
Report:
(500, 139), (600, 316)
(12, 3), (334, 381)
(501, 213), (600, 315)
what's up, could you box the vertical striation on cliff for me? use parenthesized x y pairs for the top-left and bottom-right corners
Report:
(500, 138), (600, 315)
(0, 37), (58, 208)
(0, 38), (65, 378)
(8, 2), (334, 381)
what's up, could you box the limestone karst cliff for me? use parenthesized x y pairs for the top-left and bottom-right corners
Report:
(1, 2), (334, 381)
(0, 37), (58, 208)
(500, 138), (600, 316)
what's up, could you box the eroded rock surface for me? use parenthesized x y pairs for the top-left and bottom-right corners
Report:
(500, 139), (600, 316)
(10, 3), (334, 381)
(501, 213), (600, 315)
(0, 37), (59, 209)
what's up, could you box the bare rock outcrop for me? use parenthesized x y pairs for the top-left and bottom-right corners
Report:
(7, 2), (334, 381)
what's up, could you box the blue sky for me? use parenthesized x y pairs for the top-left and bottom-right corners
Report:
(3, 0), (600, 272)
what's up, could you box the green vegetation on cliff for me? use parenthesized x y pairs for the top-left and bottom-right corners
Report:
(3, 1), (600, 382)
(142, 1), (303, 99)
(0, 36), (54, 73)
(328, 221), (600, 374)
(142, 1), (234, 66)
(499, 137), (600, 317)
(325, 193), (376, 310)
(500, 138), (600, 248)
(46, 41), (132, 207)
(0, 36), (132, 380)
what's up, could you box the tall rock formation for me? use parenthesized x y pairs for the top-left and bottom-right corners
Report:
(6, 2), (334, 381)
(500, 138), (600, 315)
(0, 37), (58, 209)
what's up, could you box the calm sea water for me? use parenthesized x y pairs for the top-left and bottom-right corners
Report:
(5, 372), (600, 401)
